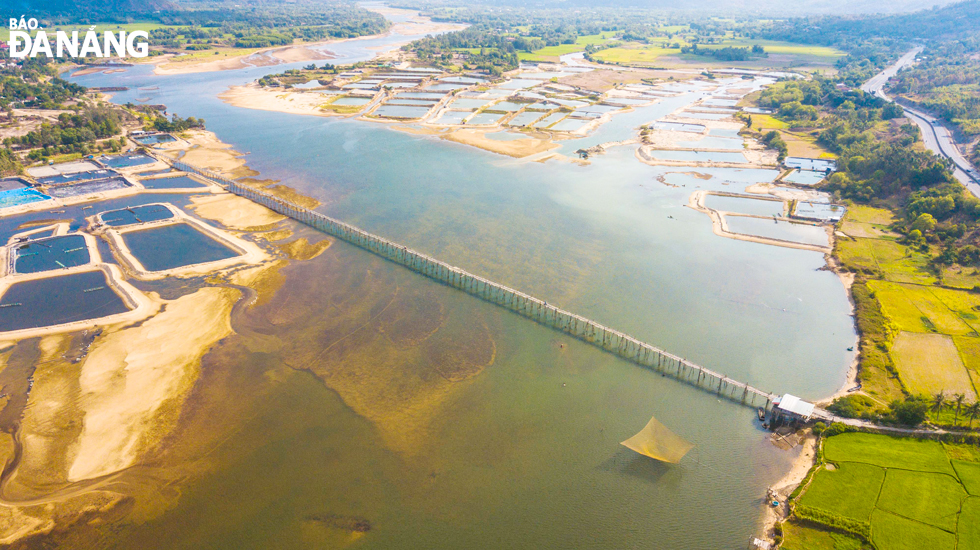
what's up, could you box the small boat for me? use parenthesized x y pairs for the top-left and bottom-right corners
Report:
(757, 407), (766, 421)
(847, 346), (854, 351)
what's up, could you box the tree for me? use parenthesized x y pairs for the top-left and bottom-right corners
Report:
(930, 391), (948, 415)
(966, 401), (980, 427)
(910, 213), (938, 233)
(891, 398), (928, 426)
(952, 393), (966, 425)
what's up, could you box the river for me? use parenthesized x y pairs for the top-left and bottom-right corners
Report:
(63, 7), (857, 548)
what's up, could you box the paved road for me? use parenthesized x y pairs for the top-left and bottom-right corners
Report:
(863, 47), (980, 197)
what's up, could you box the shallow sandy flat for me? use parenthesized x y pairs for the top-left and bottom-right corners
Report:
(68, 287), (237, 481)
(189, 193), (285, 231)
(440, 129), (560, 158)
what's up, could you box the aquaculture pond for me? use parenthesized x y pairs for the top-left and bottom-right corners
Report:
(447, 98), (491, 110)
(704, 195), (785, 217)
(0, 188), (51, 209)
(679, 112), (732, 121)
(139, 175), (208, 190)
(782, 170), (826, 186)
(121, 222), (239, 272)
(794, 201), (845, 222)
(675, 136), (745, 150)
(383, 99), (437, 107)
(646, 150), (748, 163)
(435, 111), (468, 124)
(65, 21), (859, 548)
(534, 113), (568, 128)
(100, 204), (175, 227)
(12, 234), (90, 274)
(373, 105), (431, 119)
(467, 112), (505, 125)
(0, 270), (127, 332)
(725, 216), (830, 247)
(46, 177), (132, 198)
(508, 111), (545, 127)
(36, 169), (117, 186)
(653, 121), (705, 133)
(98, 154), (156, 169)
(332, 97), (372, 106)
(133, 134), (177, 145)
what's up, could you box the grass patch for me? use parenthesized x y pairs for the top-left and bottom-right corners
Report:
(954, 336), (980, 379)
(869, 281), (974, 335)
(849, 282), (903, 401)
(799, 463), (884, 522)
(781, 520), (870, 550)
(519, 32), (616, 61)
(891, 332), (975, 398)
(959, 497), (980, 549)
(824, 433), (955, 475)
(877, 470), (966, 531)
(953, 461), (980, 495)
(846, 205), (897, 225)
(870, 509), (955, 550)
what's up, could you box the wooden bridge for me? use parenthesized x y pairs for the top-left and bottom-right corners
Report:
(170, 158), (782, 411)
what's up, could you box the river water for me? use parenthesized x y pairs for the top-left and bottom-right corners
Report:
(64, 7), (857, 548)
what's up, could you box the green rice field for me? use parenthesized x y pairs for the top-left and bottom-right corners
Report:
(787, 433), (980, 550)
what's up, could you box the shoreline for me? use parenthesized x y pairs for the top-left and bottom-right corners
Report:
(151, 8), (465, 76)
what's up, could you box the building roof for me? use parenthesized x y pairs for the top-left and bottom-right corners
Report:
(776, 394), (815, 418)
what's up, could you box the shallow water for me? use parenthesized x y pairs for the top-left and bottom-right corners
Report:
(61, 10), (858, 548)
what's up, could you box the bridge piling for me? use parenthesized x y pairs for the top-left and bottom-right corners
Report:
(168, 158), (781, 412)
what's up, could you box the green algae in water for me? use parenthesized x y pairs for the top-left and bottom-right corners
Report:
(122, 223), (239, 272)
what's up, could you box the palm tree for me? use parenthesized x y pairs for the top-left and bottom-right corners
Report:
(966, 402), (980, 428)
(953, 394), (967, 425)
(931, 391), (948, 416)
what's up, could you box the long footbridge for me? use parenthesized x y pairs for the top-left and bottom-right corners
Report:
(170, 158), (784, 412)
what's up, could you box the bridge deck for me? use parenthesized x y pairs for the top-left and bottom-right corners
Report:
(169, 158), (781, 410)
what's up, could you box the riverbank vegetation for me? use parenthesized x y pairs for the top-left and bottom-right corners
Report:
(739, 57), (980, 425)
(0, 1), (390, 62)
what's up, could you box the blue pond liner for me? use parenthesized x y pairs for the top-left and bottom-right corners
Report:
(0, 188), (51, 208)
(100, 204), (175, 227)
(0, 270), (129, 332)
(13, 234), (90, 274)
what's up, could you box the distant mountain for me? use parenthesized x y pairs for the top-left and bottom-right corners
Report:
(764, 0), (980, 44)
(2, 0), (178, 17)
(468, 0), (963, 15)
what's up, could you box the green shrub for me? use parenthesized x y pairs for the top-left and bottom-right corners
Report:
(796, 504), (872, 540)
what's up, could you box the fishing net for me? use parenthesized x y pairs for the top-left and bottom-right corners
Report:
(620, 415), (694, 463)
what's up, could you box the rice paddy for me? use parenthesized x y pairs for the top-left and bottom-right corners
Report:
(791, 433), (979, 550)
